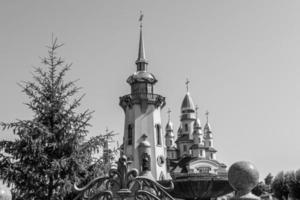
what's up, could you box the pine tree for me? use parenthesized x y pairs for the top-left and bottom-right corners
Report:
(0, 38), (112, 200)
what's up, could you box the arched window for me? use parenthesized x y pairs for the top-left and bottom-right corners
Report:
(128, 124), (133, 145)
(156, 124), (161, 145)
(209, 141), (212, 147)
(184, 124), (188, 132)
(183, 145), (187, 152)
(170, 140), (172, 146)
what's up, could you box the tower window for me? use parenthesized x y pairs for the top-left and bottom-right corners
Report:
(170, 140), (172, 146)
(128, 124), (133, 145)
(184, 124), (188, 132)
(156, 124), (161, 145)
(209, 141), (212, 146)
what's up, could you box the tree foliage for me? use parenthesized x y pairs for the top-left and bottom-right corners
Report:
(0, 38), (115, 200)
(264, 173), (273, 185)
(271, 171), (290, 200)
(252, 181), (267, 196)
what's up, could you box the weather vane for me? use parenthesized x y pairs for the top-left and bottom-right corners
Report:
(139, 11), (144, 28)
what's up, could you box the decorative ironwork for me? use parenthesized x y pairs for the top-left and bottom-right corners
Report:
(119, 93), (166, 110)
(74, 155), (174, 200)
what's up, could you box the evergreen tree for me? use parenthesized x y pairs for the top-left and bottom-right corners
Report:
(0, 38), (112, 200)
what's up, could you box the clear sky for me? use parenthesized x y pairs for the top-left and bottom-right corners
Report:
(0, 0), (299, 180)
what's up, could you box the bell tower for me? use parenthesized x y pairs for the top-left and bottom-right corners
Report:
(119, 15), (167, 180)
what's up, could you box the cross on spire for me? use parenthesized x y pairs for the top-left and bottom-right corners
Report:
(167, 108), (171, 121)
(185, 78), (190, 92)
(205, 110), (209, 122)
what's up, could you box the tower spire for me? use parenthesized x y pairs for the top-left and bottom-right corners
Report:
(136, 11), (148, 71)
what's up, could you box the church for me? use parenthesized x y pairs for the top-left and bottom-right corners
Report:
(119, 19), (227, 180)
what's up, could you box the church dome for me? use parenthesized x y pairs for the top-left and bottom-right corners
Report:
(165, 121), (173, 131)
(166, 131), (174, 138)
(194, 118), (201, 128)
(181, 92), (195, 112)
(177, 125), (182, 134)
(204, 122), (212, 133)
(127, 71), (157, 85)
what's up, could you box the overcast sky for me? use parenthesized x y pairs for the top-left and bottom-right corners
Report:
(0, 0), (300, 179)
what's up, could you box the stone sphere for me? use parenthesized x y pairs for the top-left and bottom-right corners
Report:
(228, 161), (259, 195)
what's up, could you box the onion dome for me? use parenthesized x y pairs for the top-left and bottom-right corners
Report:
(165, 121), (174, 132)
(177, 124), (182, 135)
(204, 111), (212, 133)
(194, 118), (201, 129)
(127, 71), (157, 84)
(204, 122), (211, 132)
(181, 92), (195, 112)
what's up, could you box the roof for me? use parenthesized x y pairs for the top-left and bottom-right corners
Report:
(165, 131), (174, 137)
(181, 92), (195, 112)
(204, 122), (212, 133)
(167, 146), (177, 151)
(194, 118), (201, 128)
(176, 134), (193, 142)
(165, 120), (173, 131)
(190, 143), (206, 150)
(127, 71), (157, 84)
(208, 147), (217, 153)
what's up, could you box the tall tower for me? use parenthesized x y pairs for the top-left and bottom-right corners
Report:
(203, 111), (217, 160)
(176, 80), (196, 157)
(119, 16), (167, 180)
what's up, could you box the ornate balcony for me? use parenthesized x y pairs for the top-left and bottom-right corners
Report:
(119, 93), (166, 111)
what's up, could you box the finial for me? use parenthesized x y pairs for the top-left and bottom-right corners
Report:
(205, 110), (209, 122)
(136, 11), (147, 71)
(185, 78), (190, 92)
(195, 105), (199, 117)
(167, 108), (171, 121)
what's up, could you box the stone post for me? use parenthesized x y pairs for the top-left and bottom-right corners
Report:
(228, 161), (260, 200)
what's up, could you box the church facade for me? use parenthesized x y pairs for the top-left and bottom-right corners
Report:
(119, 21), (227, 180)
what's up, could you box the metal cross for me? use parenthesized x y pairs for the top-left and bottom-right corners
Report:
(205, 110), (209, 122)
(195, 105), (199, 117)
(185, 78), (190, 92)
(167, 108), (171, 121)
